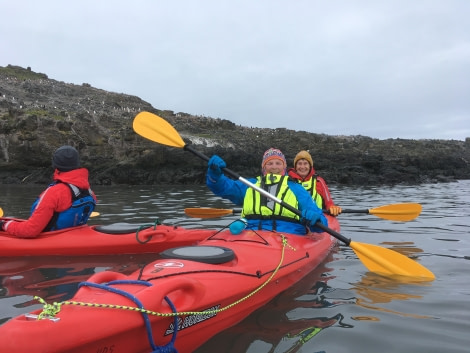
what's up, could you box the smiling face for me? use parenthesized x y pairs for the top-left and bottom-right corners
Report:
(264, 159), (286, 175)
(295, 159), (311, 178)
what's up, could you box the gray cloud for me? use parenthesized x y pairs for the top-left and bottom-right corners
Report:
(2, 0), (469, 140)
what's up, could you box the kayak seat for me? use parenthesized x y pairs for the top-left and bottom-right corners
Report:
(160, 245), (235, 264)
(93, 223), (152, 235)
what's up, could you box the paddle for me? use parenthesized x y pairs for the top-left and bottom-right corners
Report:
(0, 207), (99, 218)
(185, 203), (422, 222)
(340, 203), (422, 221)
(133, 111), (435, 281)
(184, 207), (242, 218)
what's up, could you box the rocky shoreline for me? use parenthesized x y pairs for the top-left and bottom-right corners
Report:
(1, 65), (469, 186)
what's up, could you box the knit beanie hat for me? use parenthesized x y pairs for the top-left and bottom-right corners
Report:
(261, 148), (286, 175)
(52, 146), (80, 172)
(294, 150), (313, 168)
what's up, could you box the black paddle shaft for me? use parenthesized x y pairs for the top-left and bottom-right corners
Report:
(341, 209), (369, 214)
(183, 144), (352, 245)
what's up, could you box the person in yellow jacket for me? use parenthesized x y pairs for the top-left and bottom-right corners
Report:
(288, 150), (342, 217)
(206, 148), (328, 235)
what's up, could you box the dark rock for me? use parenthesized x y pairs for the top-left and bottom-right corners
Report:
(1, 64), (469, 186)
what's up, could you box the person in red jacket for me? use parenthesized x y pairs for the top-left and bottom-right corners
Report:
(288, 150), (342, 217)
(0, 146), (97, 238)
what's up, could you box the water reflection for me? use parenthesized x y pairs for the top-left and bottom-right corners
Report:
(195, 254), (355, 353)
(380, 241), (426, 257)
(351, 272), (433, 320)
(0, 253), (159, 321)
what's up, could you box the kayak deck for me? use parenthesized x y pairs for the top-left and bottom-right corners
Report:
(0, 219), (214, 256)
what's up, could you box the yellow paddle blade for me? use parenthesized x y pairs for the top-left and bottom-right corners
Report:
(369, 203), (422, 222)
(0, 207), (3, 217)
(133, 112), (185, 148)
(184, 208), (234, 218)
(350, 241), (435, 281)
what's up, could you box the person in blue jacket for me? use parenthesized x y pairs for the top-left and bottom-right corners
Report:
(206, 148), (328, 235)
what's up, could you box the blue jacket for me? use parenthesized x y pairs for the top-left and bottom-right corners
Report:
(206, 174), (328, 235)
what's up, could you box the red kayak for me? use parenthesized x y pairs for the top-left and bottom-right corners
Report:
(0, 216), (338, 353)
(0, 218), (214, 256)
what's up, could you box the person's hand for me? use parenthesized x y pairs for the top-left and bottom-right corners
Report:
(329, 205), (342, 216)
(207, 155), (226, 182)
(301, 208), (322, 228)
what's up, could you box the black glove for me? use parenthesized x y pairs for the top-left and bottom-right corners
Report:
(0, 220), (5, 231)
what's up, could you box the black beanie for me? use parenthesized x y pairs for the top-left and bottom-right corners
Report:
(52, 146), (80, 172)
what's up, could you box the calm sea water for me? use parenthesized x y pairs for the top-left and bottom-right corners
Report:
(0, 180), (469, 353)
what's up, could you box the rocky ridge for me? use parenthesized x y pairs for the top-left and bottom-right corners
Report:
(1, 65), (469, 186)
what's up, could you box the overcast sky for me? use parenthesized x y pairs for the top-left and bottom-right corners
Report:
(2, 1), (469, 140)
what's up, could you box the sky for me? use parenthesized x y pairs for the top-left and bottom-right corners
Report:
(2, 1), (469, 141)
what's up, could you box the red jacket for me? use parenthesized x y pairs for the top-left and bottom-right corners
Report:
(287, 167), (335, 210)
(3, 168), (96, 238)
